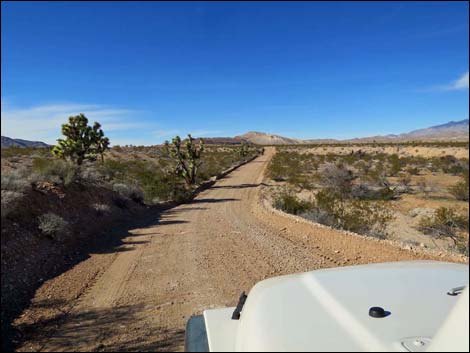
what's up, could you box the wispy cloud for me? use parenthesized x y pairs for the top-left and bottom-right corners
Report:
(448, 71), (470, 90)
(1, 102), (142, 144)
(421, 71), (469, 92)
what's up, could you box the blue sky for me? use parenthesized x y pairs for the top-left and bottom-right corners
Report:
(1, 1), (468, 145)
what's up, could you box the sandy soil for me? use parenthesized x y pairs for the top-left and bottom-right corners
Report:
(296, 146), (469, 159)
(13, 148), (462, 352)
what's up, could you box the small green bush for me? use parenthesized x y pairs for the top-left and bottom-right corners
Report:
(273, 189), (312, 215)
(448, 171), (469, 201)
(419, 207), (469, 246)
(112, 183), (144, 203)
(1, 167), (31, 192)
(32, 158), (78, 186)
(38, 213), (70, 241)
(1, 190), (24, 219)
(306, 189), (394, 237)
(317, 163), (354, 194)
(387, 154), (402, 176)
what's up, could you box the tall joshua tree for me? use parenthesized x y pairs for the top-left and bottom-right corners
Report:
(52, 114), (110, 165)
(165, 134), (204, 187)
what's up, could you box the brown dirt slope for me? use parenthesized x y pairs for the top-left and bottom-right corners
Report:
(14, 148), (461, 352)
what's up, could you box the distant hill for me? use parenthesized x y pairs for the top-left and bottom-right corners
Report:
(224, 120), (469, 145)
(234, 131), (301, 145)
(402, 119), (469, 140)
(1, 136), (50, 148)
(196, 132), (301, 145)
(339, 119), (469, 143)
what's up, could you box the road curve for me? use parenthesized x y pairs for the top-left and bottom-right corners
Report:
(17, 147), (437, 352)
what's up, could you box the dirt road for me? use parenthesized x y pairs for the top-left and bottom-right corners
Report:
(16, 148), (441, 352)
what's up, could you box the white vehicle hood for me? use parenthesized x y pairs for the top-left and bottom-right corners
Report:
(204, 261), (469, 352)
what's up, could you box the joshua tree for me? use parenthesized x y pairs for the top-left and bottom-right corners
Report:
(52, 114), (110, 165)
(165, 134), (204, 187)
(238, 141), (250, 158)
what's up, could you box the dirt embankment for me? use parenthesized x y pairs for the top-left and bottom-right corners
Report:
(1, 182), (150, 351)
(11, 148), (466, 352)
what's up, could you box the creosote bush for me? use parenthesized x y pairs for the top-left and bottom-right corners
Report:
(318, 163), (354, 194)
(273, 189), (312, 215)
(448, 170), (469, 201)
(419, 207), (469, 248)
(307, 189), (394, 237)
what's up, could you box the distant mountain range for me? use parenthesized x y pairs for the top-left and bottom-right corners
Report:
(402, 119), (469, 139)
(2, 119), (468, 148)
(213, 119), (469, 145)
(1, 136), (50, 148)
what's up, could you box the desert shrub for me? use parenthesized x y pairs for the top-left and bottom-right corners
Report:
(431, 155), (466, 174)
(354, 160), (372, 176)
(32, 158), (78, 186)
(317, 163), (354, 194)
(396, 173), (412, 194)
(448, 170), (469, 201)
(1, 167), (31, 192)
(449, 181), (469, 201)
(101, 147), (249, 204)
(103, 159), (175, 202)
(305, 189), (394, 237)
(445, 164), (465, 175)
(366, 166), (388, 186)
(387, 154), (402, 176)
(419, 207), (469, 246)
(197, 148), (250, 182)
(92, 203), (111, 216)
(112, 183), (144, 203)
(38, 213), (70, 241)
(406, 166), (420, 175)
(290, 174), (314, 190)
(79, 164), (106, 184)
(267, 159), (284, 181)
(273, 189), (312, 215)
(267, 151), (302, 182)
(1, 190), (24, 219)
(351, 183), (395, 201)
(455, 244), (469, 256)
